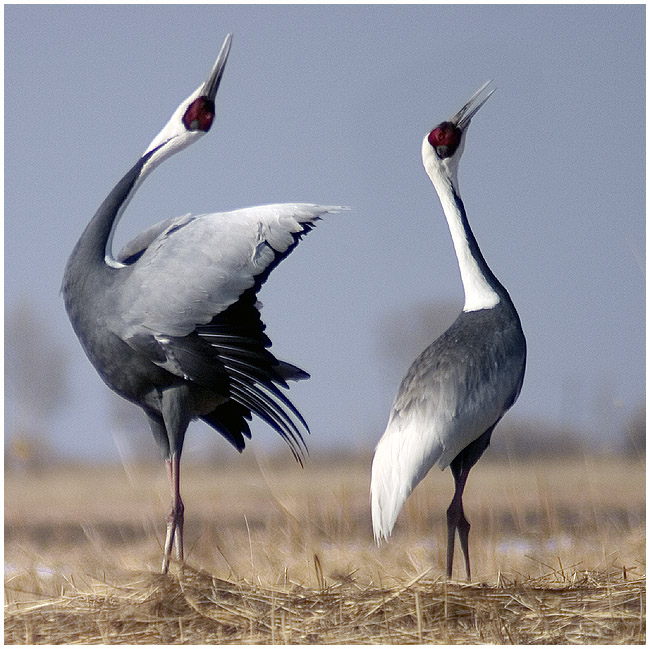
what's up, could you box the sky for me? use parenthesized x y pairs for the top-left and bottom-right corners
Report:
(5, 4), (645, 463)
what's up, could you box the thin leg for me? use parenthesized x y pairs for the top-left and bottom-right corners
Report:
(446, 504), (457, 578)
(159, 386), (190, 574)
(445, 427), (494, 581)
(162, 452), (184, 573)
(457, 504), (471, 580)
(446, 466), (470, 580)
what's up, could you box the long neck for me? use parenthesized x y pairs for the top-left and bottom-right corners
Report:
(424, 150), (505, 312)
(65, 149), (156, 278)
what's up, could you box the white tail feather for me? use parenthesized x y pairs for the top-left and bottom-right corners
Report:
(370, 408), (444, 543)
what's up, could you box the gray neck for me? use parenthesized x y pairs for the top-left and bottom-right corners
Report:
(64, 149), (156, 282)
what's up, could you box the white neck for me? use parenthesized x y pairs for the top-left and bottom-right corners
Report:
(422, 137), (500, 312)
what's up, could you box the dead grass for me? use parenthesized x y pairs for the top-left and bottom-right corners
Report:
(5, 565), (645, 644)
(4, 454), (646, 643)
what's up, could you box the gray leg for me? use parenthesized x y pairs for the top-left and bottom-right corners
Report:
(162, 452), (184, 573)
(446, 466), (471, 580)
(446, 426), (494, 581)
(159, 386), (191, 574)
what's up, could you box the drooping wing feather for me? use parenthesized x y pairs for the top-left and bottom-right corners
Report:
(110, 203), (344, 459)
(200, 400), (252, 452)
(194, 286), (310, 462)
(370, 400), (445, 542)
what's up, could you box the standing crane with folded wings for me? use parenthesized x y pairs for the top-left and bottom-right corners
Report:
(371, 83), (526, 581)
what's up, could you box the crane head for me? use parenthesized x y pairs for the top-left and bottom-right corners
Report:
(422, 81), (495, 183)
(141, 33), (233, 177)
(427, 121), (462, 160)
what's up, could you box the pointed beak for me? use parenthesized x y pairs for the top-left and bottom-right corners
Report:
(202, 33), (232, 101)
(453, 80), (496, 130)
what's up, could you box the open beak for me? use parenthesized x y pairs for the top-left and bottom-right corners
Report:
(201, 33), (232, 101)
(453, 81), (496, 130)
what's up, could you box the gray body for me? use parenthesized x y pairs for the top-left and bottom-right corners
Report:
(62, 151), (328, 459)
(370, 82), (526, 580)
(395, 298), (525, 468)
(62, 36), (341, 571)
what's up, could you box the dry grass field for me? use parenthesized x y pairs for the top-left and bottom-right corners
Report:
(5, 453), (645, 643)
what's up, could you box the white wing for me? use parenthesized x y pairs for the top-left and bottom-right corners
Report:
(111, 203), (344, 340)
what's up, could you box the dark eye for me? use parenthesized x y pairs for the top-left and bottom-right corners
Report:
(182, 96), (215, 132)
(427, 121), (462, 158)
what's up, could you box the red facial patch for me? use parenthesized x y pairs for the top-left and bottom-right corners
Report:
(182, 96), (215, 132)
(427, 121), (462, 158)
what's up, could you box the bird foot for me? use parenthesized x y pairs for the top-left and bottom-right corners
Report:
(162, 501), (184, 574)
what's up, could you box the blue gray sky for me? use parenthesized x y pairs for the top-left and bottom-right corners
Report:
(5, 5), (645, 461)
